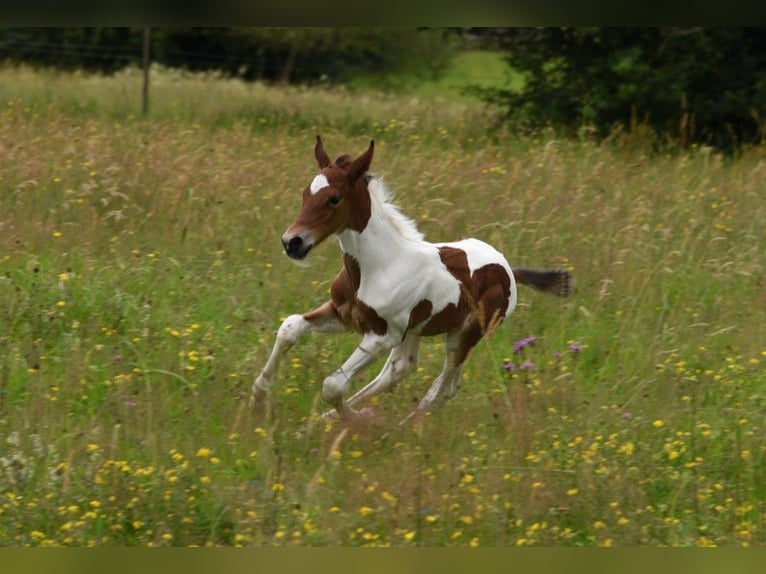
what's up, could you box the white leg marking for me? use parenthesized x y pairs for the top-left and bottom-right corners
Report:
(322, 334), (421, 418)
(250, 308), (343, 410)
(252, 314), (308, 398)
(321, 332), (400, 420)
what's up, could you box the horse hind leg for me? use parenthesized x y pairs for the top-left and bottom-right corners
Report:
(398, 362), (465, 427)
(399, 321), (482, 426)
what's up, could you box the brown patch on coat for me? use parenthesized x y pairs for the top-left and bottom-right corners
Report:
(418, 246), (513, 364)
(328, 253), (388, 336)
(414, 247), (467, 336)
(407, 299), (433, 333)
(303, 300), (341, 325)
(345, 176), (372, 233)
(470, 263), (513, 333)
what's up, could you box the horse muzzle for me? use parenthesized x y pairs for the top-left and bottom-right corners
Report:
(281, 232), (313, 260)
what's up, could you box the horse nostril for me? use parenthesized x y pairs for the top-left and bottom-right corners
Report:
(282, 234), (310, 259)
(286, 236), (303, 253)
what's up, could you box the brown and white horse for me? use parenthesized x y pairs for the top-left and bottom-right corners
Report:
(251, 136), (573, 425)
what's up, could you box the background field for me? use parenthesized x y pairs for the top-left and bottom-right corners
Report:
(0, 61), (765, 547)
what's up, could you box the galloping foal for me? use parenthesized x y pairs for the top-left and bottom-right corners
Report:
(251, 136), (573, 425)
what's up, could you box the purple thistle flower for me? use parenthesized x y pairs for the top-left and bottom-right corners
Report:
(520, 360), (537, 371)
(513, 335), (538, 354)
(568, 343), (585, 353)
(553, 351), (563, 361)
(503, 361), (516, 372)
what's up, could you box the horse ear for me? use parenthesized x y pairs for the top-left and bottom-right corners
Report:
(349, 140), (374, 181)
(315, 135), (331, 169)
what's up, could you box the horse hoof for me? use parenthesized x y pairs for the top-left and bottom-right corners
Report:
(321, 407), (374, 424)
(357, 407), (374, 419)
(321, 409), (340, 421)
(398, 409), (425, 427)
(249, 391), (268, 416)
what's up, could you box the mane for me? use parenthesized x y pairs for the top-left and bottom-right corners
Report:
(366, 175), (425, 242)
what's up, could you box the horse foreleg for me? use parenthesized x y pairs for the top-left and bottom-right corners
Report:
(321, 332), (400, 421)
(250, 301), (345, 412)
(322, 334), (421, 418)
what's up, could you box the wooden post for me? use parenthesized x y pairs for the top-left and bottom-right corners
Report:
(141, 28), (151, 117)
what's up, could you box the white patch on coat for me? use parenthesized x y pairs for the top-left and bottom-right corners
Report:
(335, 177), (518, 335)
(436, 237), (517, 319)
(436, 238), (510, 274)
(338, 235), (459, 333)
(310, 173), (329, 195)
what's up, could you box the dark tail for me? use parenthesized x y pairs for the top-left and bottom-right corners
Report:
(513, 268), (575, 297)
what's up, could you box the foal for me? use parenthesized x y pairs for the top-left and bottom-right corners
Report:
(251, 136), (573, 425)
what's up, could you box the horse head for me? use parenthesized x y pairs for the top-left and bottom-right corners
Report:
(282, 136), (375, 260)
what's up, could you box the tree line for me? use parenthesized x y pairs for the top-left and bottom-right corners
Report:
(2, 27), (764, 151)
(469, 28), (766, 151)
(0, 28), (454, 84)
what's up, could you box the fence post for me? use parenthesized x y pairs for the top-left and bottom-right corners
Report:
(141, 28), (151, 117)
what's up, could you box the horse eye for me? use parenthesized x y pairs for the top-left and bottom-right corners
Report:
(327, 195), (343, 207)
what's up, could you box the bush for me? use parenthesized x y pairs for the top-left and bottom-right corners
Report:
(473, 28), (766, 151)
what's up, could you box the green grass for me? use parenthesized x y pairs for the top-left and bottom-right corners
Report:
(0, 64), (765, 547)
(347, 49), (522, 101)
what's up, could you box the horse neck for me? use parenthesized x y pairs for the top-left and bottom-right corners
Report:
(337, 206), (422, 272)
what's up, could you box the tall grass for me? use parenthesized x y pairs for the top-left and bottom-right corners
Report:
(0, 65), (764, 546)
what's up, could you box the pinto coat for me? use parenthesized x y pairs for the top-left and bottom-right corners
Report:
(251, 136), (573, 425)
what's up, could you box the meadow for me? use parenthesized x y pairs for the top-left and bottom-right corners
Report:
(0, 61), (765, 547)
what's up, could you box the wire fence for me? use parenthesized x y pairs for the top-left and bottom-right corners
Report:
(0, 28), (465, 80)
(0, 28), (494, 118)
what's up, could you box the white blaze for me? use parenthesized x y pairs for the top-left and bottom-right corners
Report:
(310, 173), (330, 195)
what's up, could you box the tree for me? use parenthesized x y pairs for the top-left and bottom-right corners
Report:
(474, 28), (766, 151)
(0, 28), (141, 73)
(0, 28), (455, 87)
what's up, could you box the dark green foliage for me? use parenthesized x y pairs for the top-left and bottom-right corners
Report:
(0, 28), (454, 85)
(156, 28), (455, 84)
(0, 28), (141, 73)
(472, 28), (766, 151)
